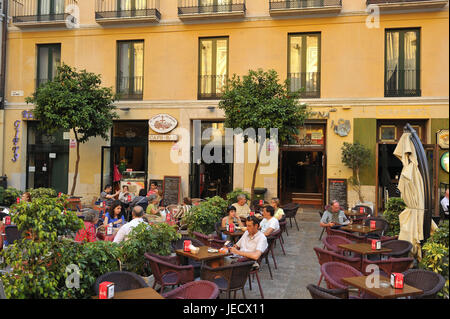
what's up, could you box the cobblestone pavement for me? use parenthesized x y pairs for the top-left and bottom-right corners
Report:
(241, 206), (321, 299)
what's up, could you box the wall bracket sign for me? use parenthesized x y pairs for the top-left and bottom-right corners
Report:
(149, 114), (178, 134)
(437, 129), (449, 150)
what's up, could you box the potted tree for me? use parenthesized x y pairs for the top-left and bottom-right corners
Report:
(341, 142), (372, 208)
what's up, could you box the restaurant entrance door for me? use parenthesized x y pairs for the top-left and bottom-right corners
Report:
(278, 123), (326, 207)
(189, 121), (233, 199)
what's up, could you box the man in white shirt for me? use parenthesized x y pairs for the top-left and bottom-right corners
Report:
(230, 216), (268, 261)
(232, 194), (251, 219)
(441, 189), (449, 218)
(259, 205), (280, 237)
(113, 206), (146, 243)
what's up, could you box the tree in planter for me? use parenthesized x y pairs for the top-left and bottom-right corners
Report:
(25, 64), (118, 196)
(341, 142), (372, 204)
(219, 69), (309, 199)
(383, 197), (406, 237)
(27, 187), (58, 199)
(119, 223), (181, 276)
(181, 196), (227, 235)
(0, 196), (84, 298)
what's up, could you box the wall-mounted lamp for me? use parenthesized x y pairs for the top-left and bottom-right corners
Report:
(207, 106), (216, 112)
(119, 107), (130, 112)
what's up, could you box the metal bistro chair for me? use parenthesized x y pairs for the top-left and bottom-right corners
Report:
(282, 203), (300, 231)
(200, 260), (254, 299)
(94, 271), (148, 295)
(162, 280), (219, 299)
(306, 284), (349, 299)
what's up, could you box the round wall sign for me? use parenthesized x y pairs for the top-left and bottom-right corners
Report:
(441, 152), (449, 173)
(148, 114), (178, 134)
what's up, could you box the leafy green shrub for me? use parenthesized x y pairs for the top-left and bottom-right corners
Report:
(383, 197), (406, 237)
(419, 242), (449, 299)
(226, 188), (250, 206)
(0, 186), (22, 206)
(429, 220), (449, 247)
(119, 223), (181, 276)
(27, 187), (57, 199)
(182, 199), (224, 236)
(204, 196), (228, 218)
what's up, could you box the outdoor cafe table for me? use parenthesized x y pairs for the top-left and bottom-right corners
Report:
(338, 243), (392, 270)
(220, 227), (245, 243)
(175, 246), (231, 268)
(340, 224), (381, 235)
(93, 287), (164, 299)
(341, 275), (423, 299)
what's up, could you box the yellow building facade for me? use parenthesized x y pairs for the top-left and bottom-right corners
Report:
(1, 0), (448, 214)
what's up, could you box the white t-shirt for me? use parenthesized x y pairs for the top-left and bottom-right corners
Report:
(441, 196), (449, 214)
(236, 231), (268, 254)
(260, 217), (280, 234)
(113, 218), (145, 243)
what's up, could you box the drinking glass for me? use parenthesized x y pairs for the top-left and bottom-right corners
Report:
(208, 234), (214, 248)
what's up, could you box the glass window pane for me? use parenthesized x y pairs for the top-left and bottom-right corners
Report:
(289, 36), (302, 92)
(216, 39), (228, 93)
(133, 42), (144, 94)
(39, 0), (50, 15)
(38, 46), (49, 82)
(386, 31), (400, 92)
(50, 46), (61, 79)
(200, 39), (213, 95)
(404, 31), (417, 91)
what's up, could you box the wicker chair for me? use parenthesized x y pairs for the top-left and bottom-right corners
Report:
(162, 280), (220, 299)
(242, 244), (273, 299)
(192, 231), (226, 249)
(200, 260), (254, 299)
(403, 269), (446, 299)
(282, 203), (300, 231)
(322, 235), (353, 254)
(144, 253), (195, 294)
(328, 227), (367, 243)
(361, 257), (414, 276)
(306, 284), (349, 299)
(314, 247), (362, 286)
(381, 240), (413, 258)
(93, 271), (148, 295)
(320, 262), (371, 299)
(318, 211), (326, 240)
(278, 216), (287, 242)
(269, 229), (286, 259)
(363, 217), (390, 239)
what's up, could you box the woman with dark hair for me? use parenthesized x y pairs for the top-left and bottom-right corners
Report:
(221, 206), (244, 240)
(129, 189), (149, 211)
(104, 200), (125, 228)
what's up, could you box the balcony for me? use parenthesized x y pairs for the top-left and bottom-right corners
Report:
(385, 69), (421, 97)
(117, 76), (144, 100)
(95, 0), (161, 24)
(178, 0), (246, 21)
(269, 0), (342, 16)
(198, 74), (227, 99)
(366, 0), (448, 11)
(288, 72), (321, 98)
(10, 0), (77, 28)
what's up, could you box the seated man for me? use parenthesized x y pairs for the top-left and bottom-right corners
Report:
(320, 200), (351, 228)
(260, 205), (280, 237)
(100, 184), (119, 206)
(232, 194), (251, 219)
(441, 189), (449, 219)
(113, 206), (146, 244)
(230, 216), (268, 261)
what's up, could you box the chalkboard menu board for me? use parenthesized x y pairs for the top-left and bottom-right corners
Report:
(328, 179), (348, 209)
(163, 176), (181, 206)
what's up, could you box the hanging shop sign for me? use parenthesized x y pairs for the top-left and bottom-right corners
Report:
(12, 120), (21, 162)
(149, 134), (178, 142)
(332, 119), (351, 137)
(437, 129), (449, 150)
(148, 114), (178, 134)
(441, 152), (449, 173)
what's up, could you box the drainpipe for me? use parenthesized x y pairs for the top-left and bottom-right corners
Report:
(0, 0), (8, 176)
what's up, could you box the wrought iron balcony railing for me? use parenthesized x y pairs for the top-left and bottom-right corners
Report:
(10, 0), (77, 25)
(385, 69), (421, 97)
(198, 74), (228, 99)
(95, 0), (161, 23)
(178, 0), (245, 19)
(269, 0), (342, 15)
(367, 0), (448, 11)
(116, 76), (144, 100)
(288, 72), (321, 98)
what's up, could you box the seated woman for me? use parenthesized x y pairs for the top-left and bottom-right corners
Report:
(221, 206), (244, 240)
(75, 209), (99, 243)
(104, 200), (126, 229)
(146, 194), (159, 215)
(176, 197), (192, 220)
(271, 198), (285, 221)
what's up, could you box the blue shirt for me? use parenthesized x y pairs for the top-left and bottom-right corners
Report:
(105, 212), (125, 228)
